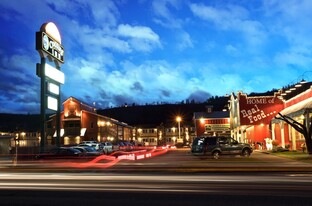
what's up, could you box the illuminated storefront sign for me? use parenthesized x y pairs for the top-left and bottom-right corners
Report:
(239, 94), (284, 125)
(36, 31), (64, 63)
(47, 82), (59, 95)
(45, 63), (65, 84)
(36, 21), (64, 64)
(205, 124), (230, 132)
(47, 96), (58, 111)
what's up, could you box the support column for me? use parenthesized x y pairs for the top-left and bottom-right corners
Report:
(40, 58), (46, 153)
(56, 64), (61, 148)
(290, 124), (296, 150)
(271, 123), (275, 141)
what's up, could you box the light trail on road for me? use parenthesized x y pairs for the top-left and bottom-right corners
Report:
(1, 173), (312, 197)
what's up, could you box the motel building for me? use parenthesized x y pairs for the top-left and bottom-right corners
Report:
(194, 106), (231, 137)
(229, 81), (312, 151)
(46, 97), (133, 146)
(132, 123), (196, 147)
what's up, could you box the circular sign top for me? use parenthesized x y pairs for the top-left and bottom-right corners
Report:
(40, 22), (61, 44)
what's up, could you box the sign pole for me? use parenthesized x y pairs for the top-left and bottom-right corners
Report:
(56, 65), (61, 147)
(40, 57), (46, 153)
(36, 22), (65, 152)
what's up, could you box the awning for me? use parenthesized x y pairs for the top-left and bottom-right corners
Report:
(53, 129), (64, 137)
(80, 128), (87, 136)
(62, 118), (80, 121)
(279, 97), (312, 117)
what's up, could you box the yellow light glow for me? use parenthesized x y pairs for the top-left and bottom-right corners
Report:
(200, 118), (205, 124)
(75, 136), (80, 144)
(44, 22), (61, 44)
(176, 116), (182, 122)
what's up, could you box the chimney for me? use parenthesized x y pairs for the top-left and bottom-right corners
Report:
(206, 105), (213, 113)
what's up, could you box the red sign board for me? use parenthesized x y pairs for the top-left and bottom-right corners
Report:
(239, 94), (284, 125)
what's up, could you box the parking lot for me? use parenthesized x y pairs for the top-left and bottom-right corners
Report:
(105, 148), (312, 173)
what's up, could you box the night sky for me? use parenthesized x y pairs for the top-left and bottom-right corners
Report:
(1, 0), (312, 114)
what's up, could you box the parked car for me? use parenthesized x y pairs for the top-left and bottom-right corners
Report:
(71, 146), (101, 156)
(100, 142), (114, 154)
(35, 147), (82, 159)
(79, 141), (101, 150)
(80, 141), (97, 145)
(191, 136), (253, 159)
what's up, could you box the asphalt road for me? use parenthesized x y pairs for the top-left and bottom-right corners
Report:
(106, 149), (312, 172)
(1, 172), (312, 206)
(1, 148), (312, 172)
(1, 149), (312, 205)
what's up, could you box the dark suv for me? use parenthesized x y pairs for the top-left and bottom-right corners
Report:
(191, 136), (253, 159)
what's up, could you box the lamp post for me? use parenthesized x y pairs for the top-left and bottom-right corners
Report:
(13, 134), (19, 166)
(176, 116), (181, 142)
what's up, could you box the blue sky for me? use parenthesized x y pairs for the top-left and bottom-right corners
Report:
(1, 0), (312, 114)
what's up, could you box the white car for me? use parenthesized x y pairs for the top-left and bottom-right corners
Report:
(100, 142), (114, 154)
(79, 141), (100, 150)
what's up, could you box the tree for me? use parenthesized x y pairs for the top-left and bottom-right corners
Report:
(275, 112), (312, 154)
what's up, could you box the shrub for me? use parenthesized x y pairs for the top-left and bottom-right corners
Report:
(272, 140), (279, 147)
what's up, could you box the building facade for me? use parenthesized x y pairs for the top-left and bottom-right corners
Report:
(47, 97), (133, 145)
(271, 82), (312, 150)
(194, 106), (230, 137)
(133, 124), (196, 146)
(229, 92), (284, 148)
(228, 82), (312, 151)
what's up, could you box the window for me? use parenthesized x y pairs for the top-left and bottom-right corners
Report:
(206, 137), (217, 145)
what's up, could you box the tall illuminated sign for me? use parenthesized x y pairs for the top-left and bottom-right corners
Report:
(36, 22), (65, 152)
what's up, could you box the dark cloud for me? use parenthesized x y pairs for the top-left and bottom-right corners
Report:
(161, 90), (171, 97)
(131, 81), (144, 92)
(187, 90), (212, 103)
(113, 94), (135, 106)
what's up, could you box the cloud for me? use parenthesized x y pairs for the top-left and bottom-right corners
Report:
(0, 51), (40, 114)
(187, 90), (212, 102)
(177, 31), (194, 50)
(225, 44), (238, 55)
(118, 24), (159, 42)
(113, 94), (135, 107)
(87, 0), (120, 28)
(189, 3), (266, 45)
(262, 0), (312, 69)
(117, 24), (161, 52)
(152, 0), (183, 28)
(161, 90), (171, 97)
(131, 82), (144, 92)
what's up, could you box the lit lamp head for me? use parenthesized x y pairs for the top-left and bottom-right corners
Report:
(176, 116), (182, 122)
(200, 118), (205, 124)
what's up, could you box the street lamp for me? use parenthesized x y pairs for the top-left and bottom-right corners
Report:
(13, 134), (19, 166)
(176, 116), (182, 141)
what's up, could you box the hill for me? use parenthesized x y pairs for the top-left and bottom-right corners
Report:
(0, 96), (229, 131)
(97, 96), (229, 127)
(0, 113), (41, 132)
